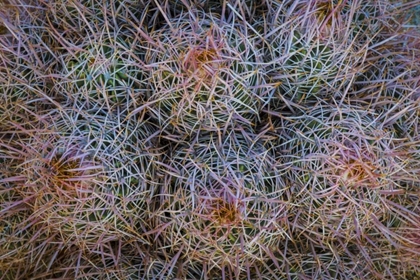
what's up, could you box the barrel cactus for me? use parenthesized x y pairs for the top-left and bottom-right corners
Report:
(266, 29), (354, 108)
(266, 104), (420, 279)
(274, 105), (409, 245)
(16, 108), (159, 252)
(153, 131), (287, 277)
(265, 0), (380, 109)
(58, 33), (146, 111)
(145, 10), (263, 136)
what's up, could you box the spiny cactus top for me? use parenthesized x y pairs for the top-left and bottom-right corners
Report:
(57, 33), (147, 112)
(145, 10), (264, 136)
(154, 131), (287, 273)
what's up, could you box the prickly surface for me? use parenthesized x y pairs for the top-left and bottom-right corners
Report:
(1, 0), (420, 279)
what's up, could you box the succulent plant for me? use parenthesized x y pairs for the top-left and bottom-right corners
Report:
(55, 34), (145, 111)
(273, 105), (413, 246)
(145, 10), (263, 136)
(266, 23), (355, 108)
(153, 130), (287, 276)
(1, 0), (420, 278)
(263, 0), (398, 110)
(266, 104), (420, 279)
(56, 33), (147, 111)
(347, 34), (420, 139)
(12, 108), (160, 252)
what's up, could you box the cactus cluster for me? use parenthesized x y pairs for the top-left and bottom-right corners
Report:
(1, 0), (420, 279)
